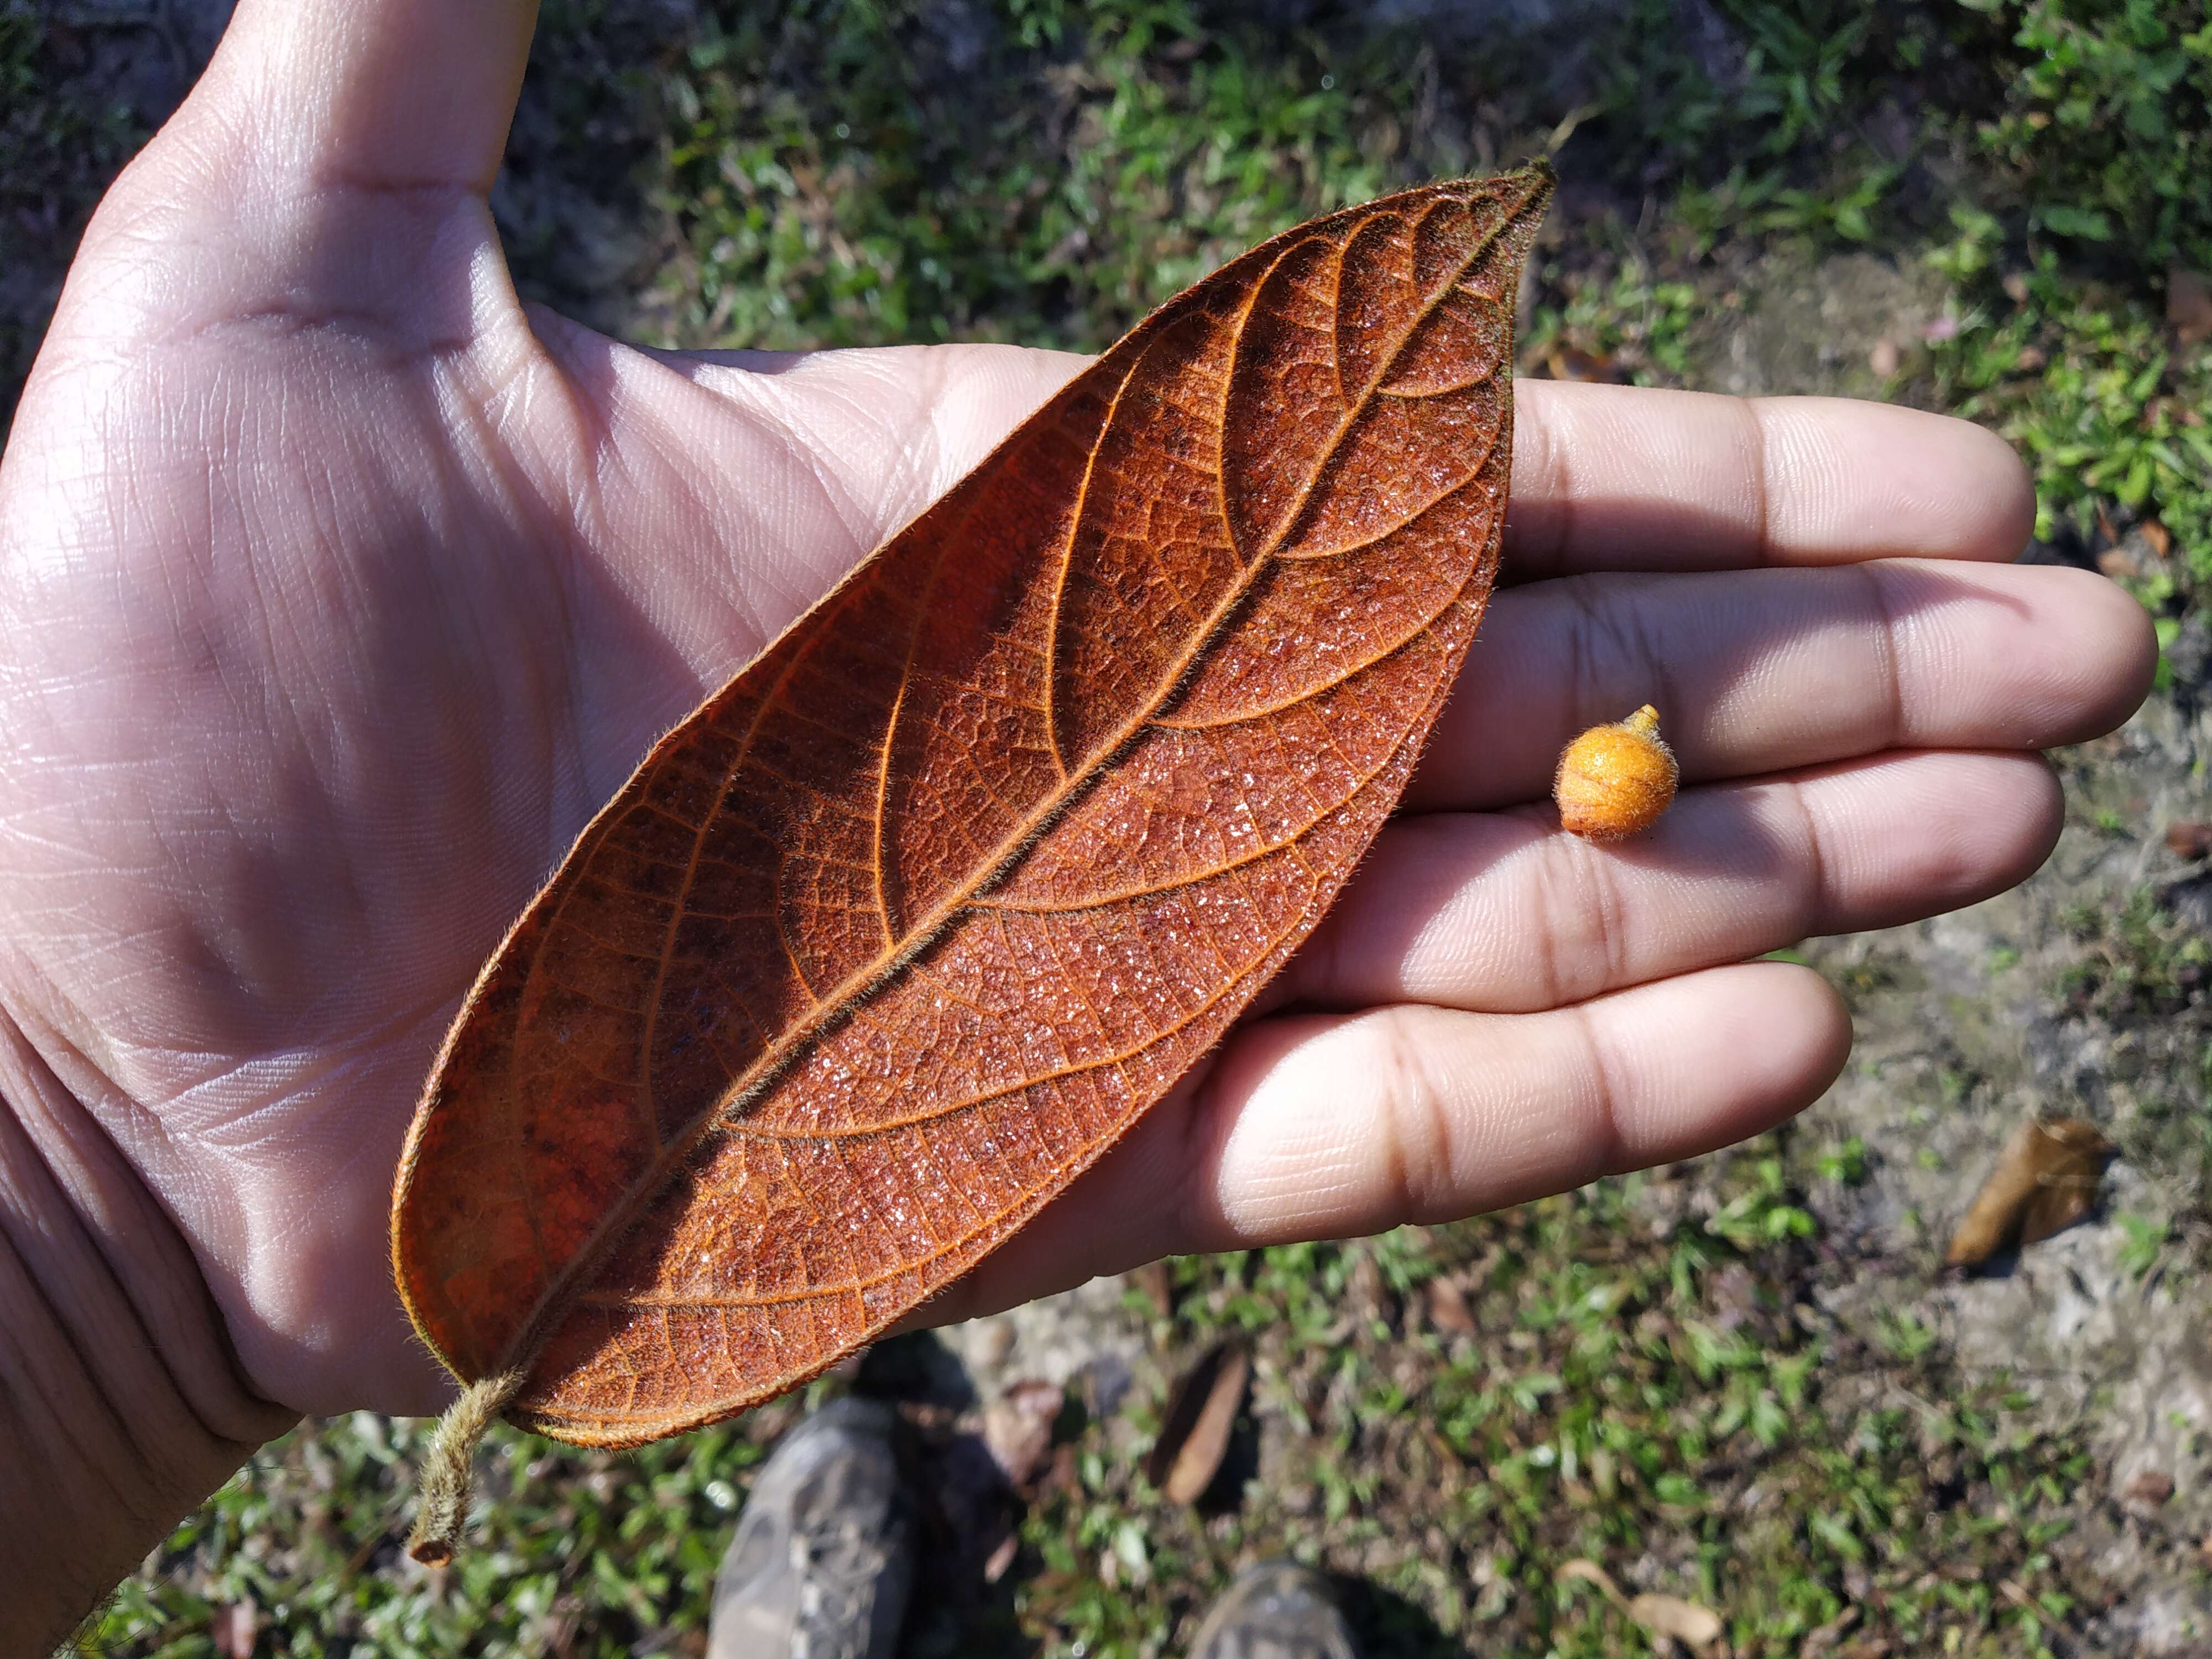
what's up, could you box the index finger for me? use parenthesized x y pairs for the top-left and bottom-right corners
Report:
(1506, 382), (2036, 580)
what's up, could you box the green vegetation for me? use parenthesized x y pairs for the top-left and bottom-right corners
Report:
(0, 2), (147, 427)
(1020, 1161), (2086, 1658)
(653, 0), (1420, 351)
(2057, 885), (2211, 1019)
(636, 0), (2212, 578)
(87, 1409), (773, 1655)
(91, 1149), (2092, 1658)
(1970, 0), (2212, 273)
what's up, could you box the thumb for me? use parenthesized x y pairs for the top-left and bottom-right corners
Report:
(53, 0), (544, 352)
(205, 0), (540, 197)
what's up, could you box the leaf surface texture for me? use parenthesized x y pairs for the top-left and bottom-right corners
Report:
(392, 169), (1552, 1444)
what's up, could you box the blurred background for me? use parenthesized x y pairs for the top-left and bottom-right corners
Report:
(9, 1), (2211, 1653)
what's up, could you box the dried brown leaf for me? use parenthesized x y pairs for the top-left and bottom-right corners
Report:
(1425, 1273), (1477, 1336)
(1627, 1592), (1726, 1653)
(1557, 1562), (1725, 1655)
(1542, 343), (1626, 383)
(1147, 1340), (1250, 1505)
(983, 1378), (1064, 1490)
(390, 171), (1552, 1456)
(2168, 820), (2212, 861)
(1801, 1606), (1863, 1657)
(2170, 263), (2212, 345)
(212, 1601), (258, 1659)
(1556, 1559), (1626, 1604)
(1348, 1248), (1388, 1317)
(1945, 1117), (2115, 1269)
(1130, 1259), (1175, 1320)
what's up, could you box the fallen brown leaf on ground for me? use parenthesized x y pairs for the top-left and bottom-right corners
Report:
(2171, 263), (2212, 343)
(2168, 821), (2212, 860)
(1556, 1558), (1620, 1600)
(1425, 1273), (1477, 1336)
(212, 1600), (258, 1659)
(1630, 1592), (1726, 1653)
(1541, 342), (1627, 382)
(1129, 1259), (1175, 1320)
(1349, 1248), (1388, 1318)
(983, 1379), (1064, 1490)
(1556, 1559), (1728, 1655)
(1945, 1117), (2116, 1269)
(1801, 1606), (1863, 1657)
(2098, 541), (2154, 582)
(1147, 1340), (1250, 1504)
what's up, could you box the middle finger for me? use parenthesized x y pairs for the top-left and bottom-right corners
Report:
(1405, 558), (2152, 812)
(1278, 748), (2059, 1016)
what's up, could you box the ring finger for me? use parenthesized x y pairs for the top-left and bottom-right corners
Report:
(929, 960), (1849, 1324)
(1277, 747), (2059, 1017)
(1406, 557), (2153, 813)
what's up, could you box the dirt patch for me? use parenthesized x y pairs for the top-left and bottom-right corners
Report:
(1692, 248), (1955, 400)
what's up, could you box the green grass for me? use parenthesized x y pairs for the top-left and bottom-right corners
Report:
(650, 0), (1413, 352)
(90, 1147), (2094, 1658)
(1030, 1158), (2090, 1659)
(0, 2), (148, 431)
(2057, 885), (2212, 1019)
(633, 0), (2212, 577)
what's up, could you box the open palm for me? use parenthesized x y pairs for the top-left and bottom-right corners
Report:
(0, 0), (2153, 1430)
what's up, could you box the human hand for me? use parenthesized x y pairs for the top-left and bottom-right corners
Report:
(0, 0), (2154, 1458)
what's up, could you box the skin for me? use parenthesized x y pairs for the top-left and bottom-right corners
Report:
(0, 0), (2157, 1645)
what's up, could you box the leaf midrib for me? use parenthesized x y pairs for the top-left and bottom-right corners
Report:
(486, 186), (1530, 1386)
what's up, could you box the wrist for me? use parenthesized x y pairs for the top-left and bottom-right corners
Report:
(0, 1003), (295, 1654)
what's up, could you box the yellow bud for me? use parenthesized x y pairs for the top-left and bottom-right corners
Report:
(1553, 705), (1678, 842)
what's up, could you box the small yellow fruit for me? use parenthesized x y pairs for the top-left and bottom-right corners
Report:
(1554, 705), (1678, 842)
